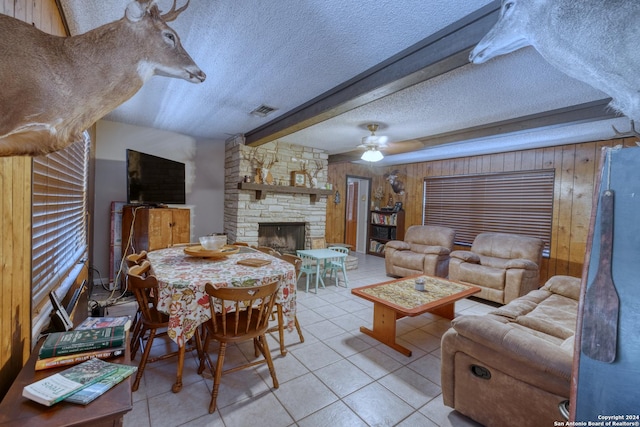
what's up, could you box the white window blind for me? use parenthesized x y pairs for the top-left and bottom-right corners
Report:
(423, 169), (554, 255)
(32, 134), (90, 310)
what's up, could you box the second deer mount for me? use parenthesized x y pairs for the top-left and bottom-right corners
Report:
(255, 167), (274, 185)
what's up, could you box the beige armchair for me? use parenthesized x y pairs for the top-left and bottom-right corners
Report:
(448, 232), (544, 304)
(385, 225), (455, 278)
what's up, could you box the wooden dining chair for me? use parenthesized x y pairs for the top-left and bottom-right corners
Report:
(127, 260), (201, 392)
(125, 251), (148, 348)
(198, 281), (280, 413)
(256, 246), (281, 257)
(324, 246), (350, 287)
(266, 254), (304, 355)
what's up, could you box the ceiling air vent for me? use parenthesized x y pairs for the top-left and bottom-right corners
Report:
(250, 104), (278, 117)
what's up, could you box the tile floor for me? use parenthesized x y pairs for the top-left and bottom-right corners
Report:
(99, 253), (492, 427)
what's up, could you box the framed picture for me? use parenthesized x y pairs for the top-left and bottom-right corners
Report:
(291, 171), (306, 187)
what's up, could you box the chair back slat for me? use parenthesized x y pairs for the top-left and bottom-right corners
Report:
(127, 260), (161, 322)
(205, 281), (279, 339)
(256, 246), (281, 257)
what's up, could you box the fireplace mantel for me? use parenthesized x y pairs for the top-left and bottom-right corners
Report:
(237, 182), (333, 203)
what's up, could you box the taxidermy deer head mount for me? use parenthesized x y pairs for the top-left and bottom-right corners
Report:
(470, 0), (640, 122)
(0, 0), (205, 157)
(384, 169), (405, 195)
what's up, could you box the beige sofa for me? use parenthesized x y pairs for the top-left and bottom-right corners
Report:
(384, 225), (455, 278)
(448, 232), (544, 304)
(441, 275), (580, 427)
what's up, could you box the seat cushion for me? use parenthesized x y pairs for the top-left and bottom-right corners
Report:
(391, 251), (426, 271)
(456, 262), (505, 289)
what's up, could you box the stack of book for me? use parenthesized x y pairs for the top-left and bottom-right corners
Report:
(22, 316), (137, 406)
(35, 316), (131, 371)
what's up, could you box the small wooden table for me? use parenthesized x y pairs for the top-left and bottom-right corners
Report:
(351, 275), (480, 356)
(0, 339), (133, 427)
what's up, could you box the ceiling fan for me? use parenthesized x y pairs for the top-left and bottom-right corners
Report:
(357, 123), (425, 162)
(357, 124), (388, 162)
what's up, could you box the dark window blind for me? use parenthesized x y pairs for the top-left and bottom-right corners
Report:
(423, 169), (554, 255)
(32, 134), (90, 310)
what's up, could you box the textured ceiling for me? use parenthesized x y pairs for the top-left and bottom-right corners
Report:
(57, 0), (628, 165)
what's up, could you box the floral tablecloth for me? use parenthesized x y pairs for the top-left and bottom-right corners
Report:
(146, 246), (297, 346)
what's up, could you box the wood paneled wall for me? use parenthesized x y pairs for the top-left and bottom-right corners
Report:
(326, 138), (637, 284)
(0, 0), (66, 400)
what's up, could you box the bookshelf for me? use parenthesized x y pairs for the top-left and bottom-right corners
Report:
(367, 210), (405, 257)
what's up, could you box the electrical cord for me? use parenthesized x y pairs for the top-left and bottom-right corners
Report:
(88, 206), (142, 309)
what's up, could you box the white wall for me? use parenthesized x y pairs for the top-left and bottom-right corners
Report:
(92, 120), (225, 285)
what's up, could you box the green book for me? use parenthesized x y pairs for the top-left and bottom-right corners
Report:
(22, 358), (118, 406)
(38, 325), (126, 359)
(64, 363), (137, 405)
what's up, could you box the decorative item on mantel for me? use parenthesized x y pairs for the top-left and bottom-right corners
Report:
(306, 160), (324, 188)
(291, 170), (306, 187)
(242, 142), (279, 184)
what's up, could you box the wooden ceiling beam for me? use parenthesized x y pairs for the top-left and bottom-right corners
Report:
(328, 98), (617, 163)
(243, 1), (501, 146)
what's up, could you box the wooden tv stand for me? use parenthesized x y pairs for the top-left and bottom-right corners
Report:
(0, 339), (133, 427)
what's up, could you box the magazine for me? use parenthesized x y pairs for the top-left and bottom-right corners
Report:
(64, 363), (137, 405)
(22, 358), (118, 406)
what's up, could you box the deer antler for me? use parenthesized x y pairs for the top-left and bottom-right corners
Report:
(612, 120), (640, 139)
(242, 146), (263, 167)
(242, 144), (280, 169)
(311, 160), (324, 178)
(161, 0), (190, 22)
(263, 141), (279, 169)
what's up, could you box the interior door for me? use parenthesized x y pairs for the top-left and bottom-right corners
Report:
(345, 181), (358, 248)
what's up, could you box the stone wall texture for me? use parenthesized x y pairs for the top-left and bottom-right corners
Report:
(224, 140), (329, 249)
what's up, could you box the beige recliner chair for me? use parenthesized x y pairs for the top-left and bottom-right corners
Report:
(384, 225), (455, 278)
(448, 232), (544, 304)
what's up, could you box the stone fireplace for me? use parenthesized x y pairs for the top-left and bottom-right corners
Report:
(223, 140), (330, 248)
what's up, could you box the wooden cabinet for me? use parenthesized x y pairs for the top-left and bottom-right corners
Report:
(122, 206), (190, 255)
(367, 210), (405, 257)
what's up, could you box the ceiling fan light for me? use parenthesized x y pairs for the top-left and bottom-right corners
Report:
(361, 148), (384, 162)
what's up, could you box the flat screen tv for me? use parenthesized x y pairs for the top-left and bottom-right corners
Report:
(126, 149), (186, 205)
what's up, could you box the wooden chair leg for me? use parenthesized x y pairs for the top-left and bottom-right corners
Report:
(255, 334), (279, 389)
(209, 342), (227, 414)
(132, 328), (156, 392)
(131, 324), (144, 360)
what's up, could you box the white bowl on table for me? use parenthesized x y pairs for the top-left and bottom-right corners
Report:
(199, 234), (227, 250)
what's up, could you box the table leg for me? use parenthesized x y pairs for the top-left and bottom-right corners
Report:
(171, 344), (185, 393)
(429, 302), (455, 320)
(359, 302), (412, 356)
(314, 261), (325, 292)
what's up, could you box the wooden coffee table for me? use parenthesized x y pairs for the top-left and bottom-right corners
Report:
(351, 275), (480, 356)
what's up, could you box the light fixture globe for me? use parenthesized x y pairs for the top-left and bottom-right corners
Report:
(359, 123), (385, 162)
(361, 147), (384, 162)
